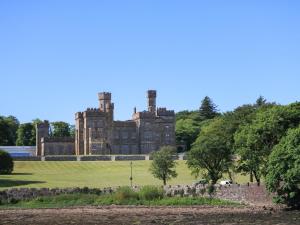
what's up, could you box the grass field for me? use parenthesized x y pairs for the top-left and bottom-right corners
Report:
(0, 161), (249, 189)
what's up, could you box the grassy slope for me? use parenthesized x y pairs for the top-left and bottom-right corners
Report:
(0, 161), (249, 189)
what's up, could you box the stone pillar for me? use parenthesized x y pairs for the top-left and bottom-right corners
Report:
(36, 120), (49, 156)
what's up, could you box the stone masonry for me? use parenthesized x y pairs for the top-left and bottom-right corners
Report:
(36, 90), (175, 155)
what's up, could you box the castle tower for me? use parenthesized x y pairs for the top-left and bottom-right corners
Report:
(147, 90), (157, 113)
(36, 120), (49, 156)
(98, 92), (113, 113)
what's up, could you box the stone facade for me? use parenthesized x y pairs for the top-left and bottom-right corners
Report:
(75, 90), (175, 155)
(36, 90), (175, 155)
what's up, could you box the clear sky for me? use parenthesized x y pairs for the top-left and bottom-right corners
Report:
(0, 0), (299, 124)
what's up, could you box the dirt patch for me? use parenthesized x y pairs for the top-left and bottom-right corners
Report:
(0, 206), (299, 225)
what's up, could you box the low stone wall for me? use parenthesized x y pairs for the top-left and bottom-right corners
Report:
(13, 156), (41, 161)
(164, 184), (273, 205)
(0, 187), (113, 204)
(12, 155), (186, 161)
(80, 156), (112, 161)
(44, 156), (77, 161)
(0, 184), (273, 205)
(149, 155), (179, 160)
(115, 155), (145, 161)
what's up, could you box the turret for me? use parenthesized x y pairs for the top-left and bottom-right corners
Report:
(147, 90), (156, 113)
(98, 92), (113, 113)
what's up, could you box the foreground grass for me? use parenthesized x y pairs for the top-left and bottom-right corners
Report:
(0, 161), (249, 189)
(0, 193), (240, 209)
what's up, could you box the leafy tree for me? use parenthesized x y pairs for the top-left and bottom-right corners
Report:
(0, 149), (14, 174)
(150, 146), (178, 185)
(199, 96), (219, 120)
(175, 118), (201, 151)
(266, 126), (300, 209)
(50, 121), (71, 137)
(234, 103), (300, 185)
(0, 115), (19, 145)
(16, 123), (35, 146)
(16, 119), (42, 146)
(187, 117), (232, 185)
(69, 125), (75, 138)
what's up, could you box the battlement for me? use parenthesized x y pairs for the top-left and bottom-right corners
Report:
(98, 92), (111, 100)
(75, 112), (83, 119)
(156, 107), (175, 117)
(147, 90), (157, 98)
(133, 111), (156, 120)
(83, 108), (108, 117)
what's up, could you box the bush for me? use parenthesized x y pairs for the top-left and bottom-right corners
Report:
(0, 149), (14, 174)
(139, 186), (164, 201)
(113, 186), (139, 202)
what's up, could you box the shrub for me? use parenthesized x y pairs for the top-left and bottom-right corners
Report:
(113, 186), (138, 202)
(0, 149), (14, 174)
(139, 186), (164, 201)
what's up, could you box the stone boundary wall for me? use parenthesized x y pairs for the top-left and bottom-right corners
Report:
(164, 184), (274, 205)
(0, 187), (114, 204)
(13, 156), (41, 161)
(44, 156), (77, 161)
(12, 155), (183, 161)
(0, 184), (273, 205)
(115, 155), (146, 161)
(80, 156), (112, 161)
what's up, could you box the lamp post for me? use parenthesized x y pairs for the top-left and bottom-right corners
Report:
(130, 161), (133, 187)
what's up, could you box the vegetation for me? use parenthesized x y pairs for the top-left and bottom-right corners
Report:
(0, 187), (239, 209)
(0, 115), (19, 146)
(187, 117), (232, 185)
(150, 146), (178, 185)
(50, 121), (72, 137)
(0, 150), (14, 174)
(266, 126), (300, 209)
(199, 96), (219, 120)
(234, 103), (300, 185)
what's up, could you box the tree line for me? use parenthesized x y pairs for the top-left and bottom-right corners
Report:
(0, 117), (75, 146)
(175, 96), (300, 208)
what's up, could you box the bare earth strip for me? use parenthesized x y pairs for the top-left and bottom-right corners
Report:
(0, 206), (299, 225)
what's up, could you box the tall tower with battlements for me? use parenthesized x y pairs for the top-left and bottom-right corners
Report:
(147, 90), (156, 113)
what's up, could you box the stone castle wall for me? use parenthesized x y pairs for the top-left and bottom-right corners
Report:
(36, 90), (175, 156)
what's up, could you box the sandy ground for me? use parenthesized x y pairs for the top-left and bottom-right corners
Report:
(0, 206), (299, 225)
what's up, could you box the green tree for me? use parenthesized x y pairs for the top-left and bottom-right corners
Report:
(199, 96), (219, 120)
(0, 115), (19, 146)
(150, 146), (178, 185)
(0, 149), (14, 174)
(16, 119), (42, 146)
(234, 103), (300, 185)
(50, 121), (71, 137)
(266, 126), (300, 209)
(187, 117), (232, 185)
(16, 123), (35, 146)
(175, 118), (201, 151)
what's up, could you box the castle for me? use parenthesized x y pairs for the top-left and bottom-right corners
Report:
(36, 90), (176, 155)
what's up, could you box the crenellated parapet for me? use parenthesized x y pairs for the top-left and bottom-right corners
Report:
(156, 107), (175, 117)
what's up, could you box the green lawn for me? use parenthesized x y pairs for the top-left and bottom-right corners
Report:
(0, 161), (249, 189)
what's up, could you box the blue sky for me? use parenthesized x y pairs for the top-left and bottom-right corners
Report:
(0, 0), (299, 124)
